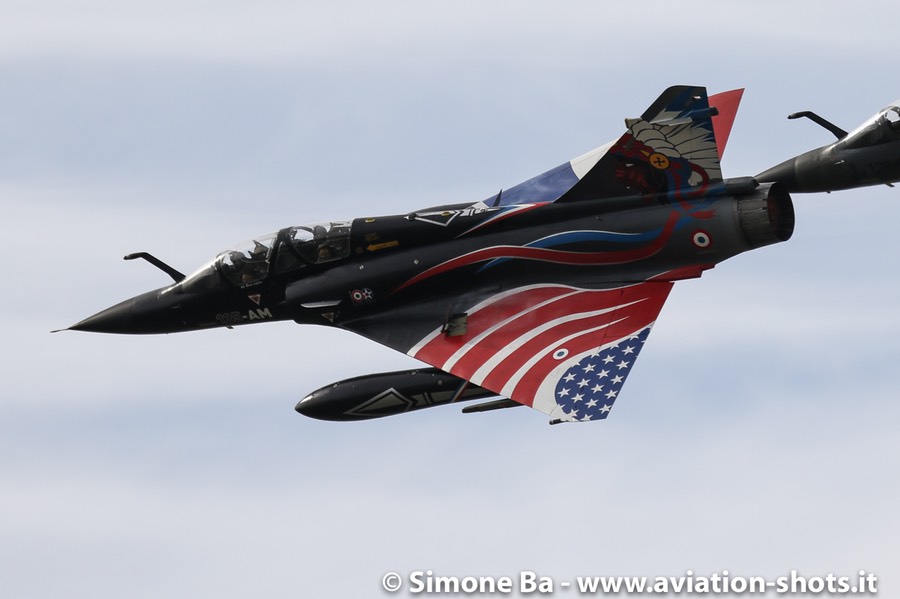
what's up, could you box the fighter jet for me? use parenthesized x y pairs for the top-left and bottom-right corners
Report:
(757, 99), (900, 192)
(63, 85), (889, 424)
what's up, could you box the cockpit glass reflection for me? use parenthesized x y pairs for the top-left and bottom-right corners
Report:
(885, 106), (900, 128)
(290, 222), (351, 264)
(219, 233), (277, 287)
(843, 102), (900, 149)
(177, 259), (220, 292)
(211, 222), (353, 288)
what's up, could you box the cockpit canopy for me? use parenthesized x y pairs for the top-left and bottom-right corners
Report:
(219, 221), (352, 287)
(288, 223), (352, 265)
(179, 221), (352, 292)
(842, 102), (900, 149)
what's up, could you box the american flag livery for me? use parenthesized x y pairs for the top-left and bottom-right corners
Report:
(408, 281), (672, 421)
(546, 326), (652, 422)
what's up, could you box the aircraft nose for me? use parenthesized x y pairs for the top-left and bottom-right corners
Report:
(69, 297), (138, 333)
(68, 289), (178, 334)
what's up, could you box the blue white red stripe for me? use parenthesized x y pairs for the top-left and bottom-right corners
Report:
(393, 213), (681, 294)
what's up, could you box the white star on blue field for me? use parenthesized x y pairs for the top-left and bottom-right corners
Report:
(555, 327), (651, 421)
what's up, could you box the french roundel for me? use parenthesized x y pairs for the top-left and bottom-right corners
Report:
(692, 230), (712, 248)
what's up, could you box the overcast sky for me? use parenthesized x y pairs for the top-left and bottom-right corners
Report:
(3, 2), (899, 597)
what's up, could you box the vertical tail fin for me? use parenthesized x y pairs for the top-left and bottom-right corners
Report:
(709, 88), (745, 158)
(491, 86), (744, 206)
(559, 85), (743, 202)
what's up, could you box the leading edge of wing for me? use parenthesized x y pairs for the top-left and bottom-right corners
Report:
(408, 277), (677, 423)
(490, 85), (744, 208)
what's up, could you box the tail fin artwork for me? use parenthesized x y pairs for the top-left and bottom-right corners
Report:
(493, 86), (744, 206)
(708, 88), (744, 157)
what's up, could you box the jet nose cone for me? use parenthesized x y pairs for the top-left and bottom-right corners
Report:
(68, 288), (178, 334)
(69, 298), (137, 333)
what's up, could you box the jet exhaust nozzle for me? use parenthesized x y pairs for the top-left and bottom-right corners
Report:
(736, 182), (795, 249)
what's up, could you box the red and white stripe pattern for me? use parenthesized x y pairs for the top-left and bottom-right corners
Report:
(408, 282), (672, 419)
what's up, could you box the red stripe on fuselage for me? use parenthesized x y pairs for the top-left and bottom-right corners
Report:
(393, 212), (681, 294)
